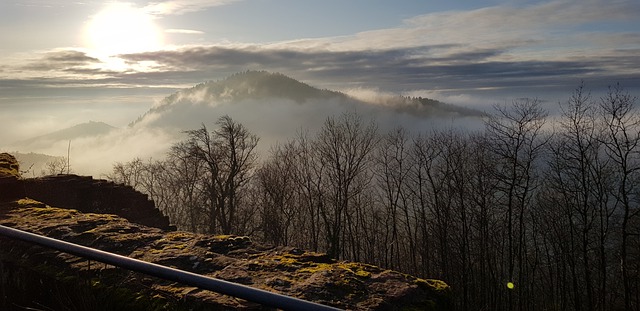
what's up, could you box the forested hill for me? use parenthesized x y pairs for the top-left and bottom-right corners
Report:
(14, 121), (116, 147)
(129, 70), (483, 129)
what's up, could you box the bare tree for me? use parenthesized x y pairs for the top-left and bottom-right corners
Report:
(164, 142), (208, 232)
(185, 116), (259, 234)
(374, 127), (412, 270)
(545, 84), (615, 311)
(485, 99), (549, 311)
(315, 112), (378, 259)
(107, 158), (145, 187)
(409, 132), (447, 279)
(599, 84), (640, 311)
(43, 157), (72, 175)
(256, 142), (299, 246)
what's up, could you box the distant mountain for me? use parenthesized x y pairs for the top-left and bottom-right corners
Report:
(15, 121), (117, 148)
(130, 71), (346, 127)
(130, 71), (484, 132)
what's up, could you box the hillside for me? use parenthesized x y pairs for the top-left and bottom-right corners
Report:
(14, 121), (116, 148)
(132, 71), (344, 125)
(130, 71), (483, 130)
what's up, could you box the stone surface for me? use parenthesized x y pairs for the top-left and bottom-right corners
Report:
(0, 199), (451, 310)
(1, 152), (172, 231)
(0, 153), (20, 178)
(0, 153), (24, 201)
(21, 174), (174, 231)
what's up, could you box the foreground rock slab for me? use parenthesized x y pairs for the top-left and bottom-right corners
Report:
(0, 199), (451, 310)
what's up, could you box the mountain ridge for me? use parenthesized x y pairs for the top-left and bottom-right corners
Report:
(15, 121), (117, 147)
(130, 70), (484, 129)
(130, 71), (348, 127)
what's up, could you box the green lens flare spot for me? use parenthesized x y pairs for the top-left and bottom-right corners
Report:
(507, 282), (515, 289)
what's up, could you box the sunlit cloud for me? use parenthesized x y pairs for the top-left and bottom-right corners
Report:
(279, 0), (639, 58)
(165, 29), (205, 34)
(143, 0), (243, 16)
(20, 50), (100, 72)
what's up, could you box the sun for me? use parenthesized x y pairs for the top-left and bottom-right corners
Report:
(84, 3), (163, 56)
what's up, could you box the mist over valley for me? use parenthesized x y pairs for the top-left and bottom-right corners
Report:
(5, 71), (485, 177)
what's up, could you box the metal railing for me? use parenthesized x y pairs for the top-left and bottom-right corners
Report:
(0, 224), (341, 311)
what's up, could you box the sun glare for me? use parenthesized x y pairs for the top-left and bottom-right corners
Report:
(84, 3), (163, 56)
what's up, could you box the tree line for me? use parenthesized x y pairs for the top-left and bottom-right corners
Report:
(107, 85), (639, 311)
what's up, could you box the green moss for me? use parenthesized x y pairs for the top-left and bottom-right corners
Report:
(354, 269), (372, 278)
(339, 262), (375, 278)
(415, 278), (449, 292)
(163, 243), (188, 250)
(213, 234), (233, 240)
(272, 255), (300, 265)
(297, 262), (333, 274)
(17, 198), (45, 207)
(165, 231), (196, 241)
(294, 261), (374, 280)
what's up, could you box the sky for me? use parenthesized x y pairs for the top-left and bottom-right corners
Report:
(1, 0), (639, 144)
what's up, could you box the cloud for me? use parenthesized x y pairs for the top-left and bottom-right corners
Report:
(143, 0), (243, 15)
(2, 0), (638, 110)
(118, 44), (637, 98)
(165, 29), (205, 34)
(330, 0), (639, 52)
(103, 0), (637, 101)
(20, 50), (101, 71)
(341, 88), (399, 105)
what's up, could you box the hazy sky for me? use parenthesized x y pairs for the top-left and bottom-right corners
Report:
(1, 0), (639, 141)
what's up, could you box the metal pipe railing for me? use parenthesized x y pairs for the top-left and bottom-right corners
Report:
(0, 224), (341, 311)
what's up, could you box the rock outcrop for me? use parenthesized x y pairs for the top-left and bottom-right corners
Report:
(0, 199), (451, 310)
(23, 175), (174, 231)
(0, 152), (172, 230)
(0, 153), (24, 201)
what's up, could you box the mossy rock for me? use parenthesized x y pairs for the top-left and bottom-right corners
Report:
(0, 153), (20, 178)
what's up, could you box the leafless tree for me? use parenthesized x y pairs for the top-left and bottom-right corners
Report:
(544, 84), (616, 311)
(315, 112), (378, 259)
(185, 116), (259, 234)
(256, 142), (299, 246)
(485, 99), (549, 311)
(374, 127), (412, 270)
(43, 157), (71, 175)
(598, 84), (640, 311)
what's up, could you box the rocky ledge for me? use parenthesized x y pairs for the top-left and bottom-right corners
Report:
(0, 153), (23, 201)
(0, 199), (451, 310)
